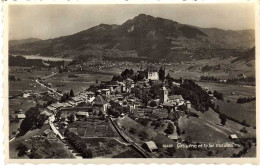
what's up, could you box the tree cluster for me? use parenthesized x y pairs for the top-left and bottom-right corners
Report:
(19, 106), (47, 136)
(121, 69), (134, 79)
(138, 131), (148, 140)
(150, 119), (164, 129)
(237, 97), (256, 104)
(232, 138), (254, 157)
(9, 55), (65, 68)
(107, 101), (129, 118)
(158, 66), (165, 81)
(149, 84), (161, 99)
(166, 74), (182, 84)
(213, 90), (224, 100)
(174, 122), (182, 136)
(201, 64), (220, 72)
(200, 76), (220, 82)
(60, 89), (75, 102)
(240, 127), (248, 133)
(9, 74), (21, 81)
(227, 77), (255, 83)
(169, 80), (213, 113)
(16, 143), (28, 157)
(64, 130), (93, 158)
(164, 123), (174, 135)
(219, 114), (227, 125)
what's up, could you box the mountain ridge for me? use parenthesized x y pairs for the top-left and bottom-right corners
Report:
(9, 14), (255, 61)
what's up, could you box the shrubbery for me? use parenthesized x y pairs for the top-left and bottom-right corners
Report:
(200, 76), (220, 82)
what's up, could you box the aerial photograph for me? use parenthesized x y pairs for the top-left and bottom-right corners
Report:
(8, 4), (256, 159)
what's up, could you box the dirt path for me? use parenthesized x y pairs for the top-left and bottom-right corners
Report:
(35, 79), (62, 96)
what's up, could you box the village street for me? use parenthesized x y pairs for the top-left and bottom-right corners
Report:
(35, 71), (62, 96)
(48, 115), (64, 139)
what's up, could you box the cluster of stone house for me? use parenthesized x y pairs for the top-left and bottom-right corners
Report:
(44, 89), (108, 119)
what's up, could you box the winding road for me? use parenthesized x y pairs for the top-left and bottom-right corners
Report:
(109, 117), (149, 158)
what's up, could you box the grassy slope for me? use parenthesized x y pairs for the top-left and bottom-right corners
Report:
(180, 108), (255, 142)
(214, 100), (256, 127)
(178, 108), (255, 157)
(116, 116), (188, 157)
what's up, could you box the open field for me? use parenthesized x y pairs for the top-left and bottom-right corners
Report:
(214, 100), (255, 127)
(42, 70), (118, 94)
(40, 64), (140, 95)
(178, 109), (256, 157)
(196, 81), (255, 127)
(68, 120), (118, 138)
(179, 109), (255, 143)
(167, 57), (255, 80)
(197, 82), (255, 102)
(9, 67), (57, 96)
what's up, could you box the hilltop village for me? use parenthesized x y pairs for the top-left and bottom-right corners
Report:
(9, 59), (256, 158)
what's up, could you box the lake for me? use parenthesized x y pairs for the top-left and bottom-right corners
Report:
(12, 54), (73, 62)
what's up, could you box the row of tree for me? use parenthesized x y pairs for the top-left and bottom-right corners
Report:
(200, 76), (220, 82)
(227, 77), (255, 83)
(200, 76), (255, 84)
(201, 64), (221, 72)
(64, 130), (93, 158)
(237, 97), (256, 104)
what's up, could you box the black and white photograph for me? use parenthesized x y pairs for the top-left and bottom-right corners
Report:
(6, 2), (256, 160)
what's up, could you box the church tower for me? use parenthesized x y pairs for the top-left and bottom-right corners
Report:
(160, 84), (168, 103)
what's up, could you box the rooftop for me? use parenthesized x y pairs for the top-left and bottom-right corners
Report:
(94, 95), (107, 105)
(76, 112), (89, 117)
(144, 141), (158, 151)
(17, 114), (26, 119)
(230, 134), (238, 139)
(168, 95), (184, 101)
(71, 96), (84, 102)
(85, 91), (95, 95)
(43, 129), (52, 135)
(47, 106), (56, 111)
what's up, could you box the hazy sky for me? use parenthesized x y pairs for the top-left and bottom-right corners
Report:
(9, 3), (255, 40)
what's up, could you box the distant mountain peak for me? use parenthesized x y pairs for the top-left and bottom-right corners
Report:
(9, 14), (255, 61)
(134, 13), (154, 19)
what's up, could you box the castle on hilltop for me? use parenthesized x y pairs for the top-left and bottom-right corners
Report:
(138, 65), (165, 81)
